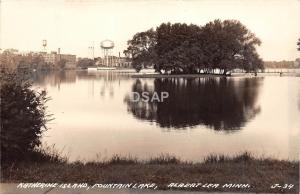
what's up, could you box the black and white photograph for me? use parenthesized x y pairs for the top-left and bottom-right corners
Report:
(0, 0), (299, 193)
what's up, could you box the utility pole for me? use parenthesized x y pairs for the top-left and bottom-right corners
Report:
(88, 42), (95, 60)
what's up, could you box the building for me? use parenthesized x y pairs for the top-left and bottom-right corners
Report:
(41, 49), (76, 69)
(117, 57), (131, 68)
(95, 56), (131, 68)
(42, 51), (57, 64)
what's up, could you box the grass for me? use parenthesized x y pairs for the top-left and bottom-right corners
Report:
(203, 151), (253, 163)
(147, 154), (181, 165)
(1, 149), (299, 193)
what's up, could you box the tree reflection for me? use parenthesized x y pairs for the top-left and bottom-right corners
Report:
(124, 77), (263, 131)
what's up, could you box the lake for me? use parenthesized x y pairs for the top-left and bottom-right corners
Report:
(32, 70), (300, 162)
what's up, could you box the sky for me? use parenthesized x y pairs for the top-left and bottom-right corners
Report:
(0, 0), (300, 61)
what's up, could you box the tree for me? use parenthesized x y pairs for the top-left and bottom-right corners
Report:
(125, 20), (263, 74)
(123, 28), (157, 72)
(0, 70), (50, 162)
(77, 58), (95, 69)
(155, 23), (201, 73)
(200, 20), (263, 74)
(298, 38), (300, 51)
(57, 59), (67, 69)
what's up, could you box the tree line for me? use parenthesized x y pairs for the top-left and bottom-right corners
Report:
(124, 19), (264, 75)
(264, 61), (299, 69)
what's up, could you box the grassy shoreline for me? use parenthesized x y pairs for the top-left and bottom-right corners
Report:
(1, 152), (299, 193)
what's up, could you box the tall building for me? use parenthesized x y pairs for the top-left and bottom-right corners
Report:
(41, 49), (76, 69)
(42, 51), (57, 64)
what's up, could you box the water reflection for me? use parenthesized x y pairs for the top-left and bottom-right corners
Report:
(32, 70), (132, 84)
(32, 70), (133, 96)
(31, 71), (299, 161)
(125, 77), (263, 130)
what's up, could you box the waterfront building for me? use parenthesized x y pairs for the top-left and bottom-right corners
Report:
(94, 55), (131, 68)
(41, 49), (76, 69)
(42, 51), (57, 64)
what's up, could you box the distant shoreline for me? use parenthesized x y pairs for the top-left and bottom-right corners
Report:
(131, 72), (300, 78)
(132, 73), (228, 78)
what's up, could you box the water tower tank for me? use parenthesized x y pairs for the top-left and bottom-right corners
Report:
(42, 40), (47, 47)
(101, 40), (114, 49)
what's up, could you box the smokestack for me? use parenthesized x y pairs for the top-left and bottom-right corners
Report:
(58, 48), (61, 61)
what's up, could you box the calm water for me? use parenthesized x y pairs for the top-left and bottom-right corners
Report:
(32, 70), (300, 162)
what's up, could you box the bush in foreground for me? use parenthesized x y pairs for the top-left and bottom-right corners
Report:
(0, 70), (50, 162)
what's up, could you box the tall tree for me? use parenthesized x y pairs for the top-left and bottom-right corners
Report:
(297, 38), (300, 51)
(155, 23), (201, 73)
(125, 20), (263, 74)
(123, 28), (157, 72)
(200, 19), (263, 74)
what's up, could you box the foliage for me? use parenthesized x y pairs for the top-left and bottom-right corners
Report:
(123, 28), (157, 72)
(77, 58), (95, 69)
(204, 152), (252, 163)
(2, 151), (298, 194)
(125, 20), (264, 74)
(197, 20), (263, 74)
(155, 23), (202, 74)
(57, 59), (67, 69)
(0, 70), (50, 162)
(298, 38), (300, 51)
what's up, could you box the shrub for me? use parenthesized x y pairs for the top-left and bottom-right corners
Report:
(0, 70), (50, 162)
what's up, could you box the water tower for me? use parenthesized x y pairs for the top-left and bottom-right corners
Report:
(42, 40), (47, 51)
(100, 40), (114, 66)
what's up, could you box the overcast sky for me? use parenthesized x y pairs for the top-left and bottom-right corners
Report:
(1, 0), (300, 60)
